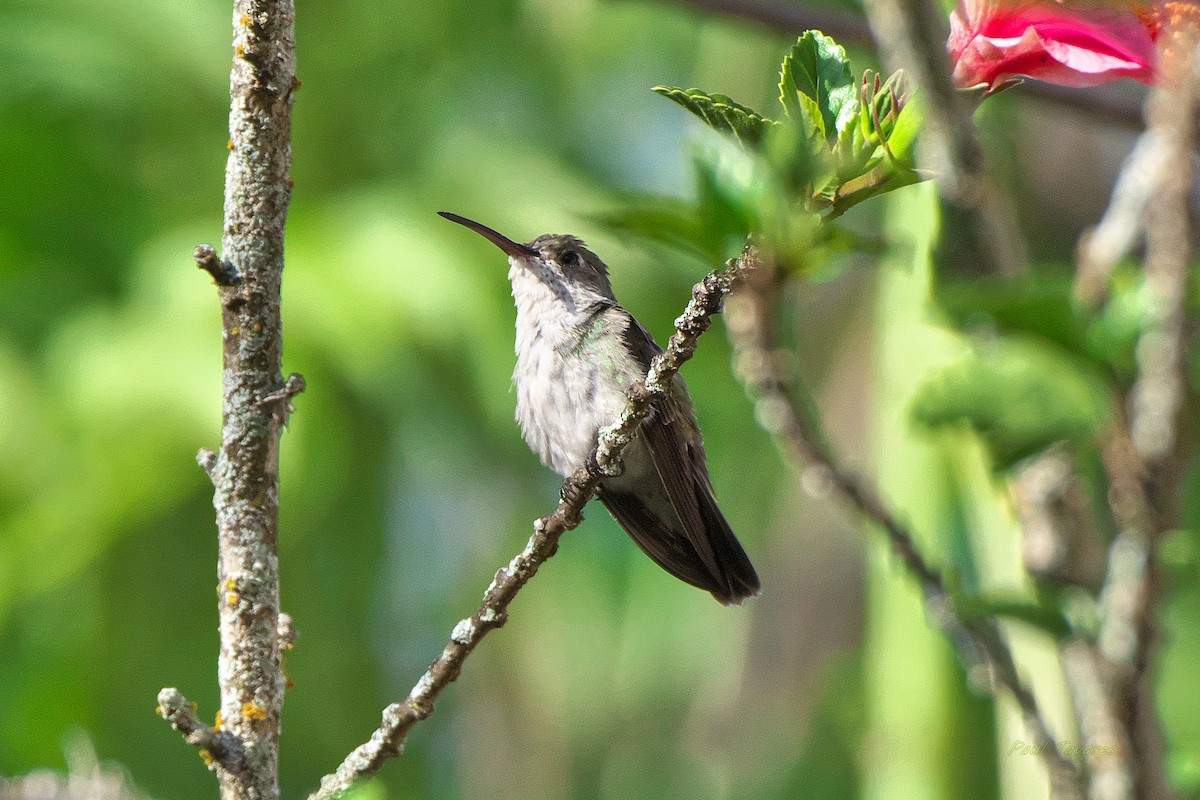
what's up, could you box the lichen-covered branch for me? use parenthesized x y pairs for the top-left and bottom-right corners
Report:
(157, 688), (246, 772)
(725, 250), (1081, 799)
(156, 3), (299, 799)
(305, 257), (746, 800)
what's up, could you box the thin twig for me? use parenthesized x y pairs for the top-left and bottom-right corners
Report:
(1010, 453), (1134, 800)
(306, 256), (747, 800)
(1074, 133), (1173, 307)
(156, 688), (246, 772)
(1061, 640), (1136, 800)
(724, 251), (1082, 799)
(156, 3), (299, 799)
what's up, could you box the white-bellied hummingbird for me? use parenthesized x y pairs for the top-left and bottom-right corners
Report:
(440, 212), (760, 605)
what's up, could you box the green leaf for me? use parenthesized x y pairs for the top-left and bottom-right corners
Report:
(778, 31), (858, 140)
(652, 86), (774, 148)
(827, 167), (920, 219)
(885, 96), (922, 167)
(594, 196), (712, 261)
(912, 338), (1111, 470)
(933, 271), (1142, 378)
(954, 591), (1074, 638)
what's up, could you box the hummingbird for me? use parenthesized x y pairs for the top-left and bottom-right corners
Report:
(440, 212), (760, 605)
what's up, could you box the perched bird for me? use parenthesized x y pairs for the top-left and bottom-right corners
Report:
(440, 212), (760, 605)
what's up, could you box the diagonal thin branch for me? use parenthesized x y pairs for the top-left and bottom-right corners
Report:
(724, 251), (1082, 799)
(306, 256), (748, 800)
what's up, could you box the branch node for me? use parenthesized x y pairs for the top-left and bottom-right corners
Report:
(156, 687), (245, 772)
(197, 448), (219, 480)
(260, 372), (307, 427)
(193, 244), (241, 287)
(278, 612), (298, 650)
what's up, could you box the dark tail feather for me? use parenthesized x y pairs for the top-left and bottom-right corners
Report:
(597, 486), (760, 605)
(693, 478), (760, 605)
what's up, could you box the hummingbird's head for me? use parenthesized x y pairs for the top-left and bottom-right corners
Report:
(439, 213), (616, 311)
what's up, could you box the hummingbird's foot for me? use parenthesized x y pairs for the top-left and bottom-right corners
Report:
(587, 451), (624, 478)
(559, 480), (589, 513)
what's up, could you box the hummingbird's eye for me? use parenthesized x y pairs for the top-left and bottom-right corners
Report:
(561, 250), (581, 268)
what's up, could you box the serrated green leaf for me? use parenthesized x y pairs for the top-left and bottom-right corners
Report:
(778, 31), (858, 140)
(652, 86), (774, 148)
(912, 338), (1111, 470)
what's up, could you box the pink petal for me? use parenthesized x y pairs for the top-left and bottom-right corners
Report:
(949, 0), (1159, 90)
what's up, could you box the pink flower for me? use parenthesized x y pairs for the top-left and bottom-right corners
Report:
(948, 0), (1160, 91)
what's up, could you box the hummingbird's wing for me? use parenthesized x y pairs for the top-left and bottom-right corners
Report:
(596, 311), (761, 605)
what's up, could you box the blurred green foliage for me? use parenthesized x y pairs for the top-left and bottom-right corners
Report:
(1, 1), (1199, 800)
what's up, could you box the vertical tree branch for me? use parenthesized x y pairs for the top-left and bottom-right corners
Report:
(1117, 28), (1200, 800)
(159, 3), (298, 799)
(212, 5), (297, 798)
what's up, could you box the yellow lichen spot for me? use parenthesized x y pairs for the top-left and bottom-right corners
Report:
(225, 577), (236, 590)
(235, 42), (246, 58)
(214, 710), (224, 731)
(239, 12), (251, 26)
(230, 327), (239, 336)
(226, 139), (234, 151)
(199, 749), (215, 767)
(242, 702), (267, 721)
(226, 592), (240, 605)
(154, 704), (164, 716)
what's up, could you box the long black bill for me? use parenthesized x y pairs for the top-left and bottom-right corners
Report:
(438, 212), (537, 258)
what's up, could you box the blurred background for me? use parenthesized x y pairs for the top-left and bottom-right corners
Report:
(1, 0), (1197, 799)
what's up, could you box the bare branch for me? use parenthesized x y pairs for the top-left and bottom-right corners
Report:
(160, 2), (297, 799)
(725, 252), (1082, 798)
(194, 243), (241, 287)
(1130, 48), (1198, 463)
(156, 688), (246, 772)
(197, 448), (219, 481)
(1107, 30), (1200, 800)
(1010, 453), (1134, 800)
(1074, 134), (1173, 307)
(306, 257), (746, 800)
(657, 0), (870, 47)
(277, 612), (298, 651)
(1060, 641), (1136, 800)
